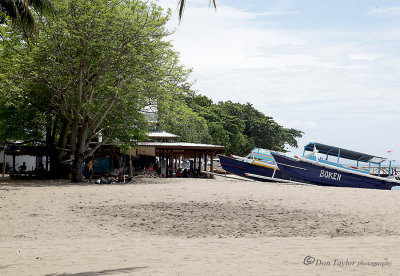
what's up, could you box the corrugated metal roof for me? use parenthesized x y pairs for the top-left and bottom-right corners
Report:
(4, 145), (50, 156)
(137, 142), (225, 150)
(147, 131), (180, 139)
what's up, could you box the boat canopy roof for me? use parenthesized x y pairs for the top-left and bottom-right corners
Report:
(304, 142), (385, 164)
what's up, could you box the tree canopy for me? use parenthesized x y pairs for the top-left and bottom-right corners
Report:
(158, 93), (303, 156)
(0, 0), (191, 181)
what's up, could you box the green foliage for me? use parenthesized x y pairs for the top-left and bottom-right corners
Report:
(160, 92), (303, 155)
(0, 27), (47, 143)
(1, 0), (192, 181)
(30, 0), (188, 148)
(157, 91), (211, 143)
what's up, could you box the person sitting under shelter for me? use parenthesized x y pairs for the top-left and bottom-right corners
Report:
(18, 162), (27, 173)
(96, 175), (118, 184)
(175, 168), (182, 177)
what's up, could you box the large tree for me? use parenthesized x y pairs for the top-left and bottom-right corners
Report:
(0, 0), (191, 181)
(157, 92), (212, 144)
(178, 94), (303, 155)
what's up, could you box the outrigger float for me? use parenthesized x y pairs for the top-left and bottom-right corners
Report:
(218, 148), (285, 181)
(269, 142), (400, 190)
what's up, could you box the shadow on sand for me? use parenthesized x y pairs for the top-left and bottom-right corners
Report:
(46, 266), (147, 276)
(0, 176), (188, 188)
(0, 177), (138, 188)
(0, 177), (93, 188)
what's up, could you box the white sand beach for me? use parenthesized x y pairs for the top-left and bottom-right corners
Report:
(1, 176), (399, 275)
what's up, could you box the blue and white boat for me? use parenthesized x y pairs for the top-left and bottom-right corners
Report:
(219, 148), (284, 181)
(271, 142), (400, 190)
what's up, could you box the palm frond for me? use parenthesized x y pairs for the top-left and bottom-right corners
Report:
(178, 0), (185, 22)
(178, 0), (217, 22)
(0, 0), (18, 18)
(29, 0), (54, 16)
(0, 0), (54, 38)
(211, 0), (216, 9)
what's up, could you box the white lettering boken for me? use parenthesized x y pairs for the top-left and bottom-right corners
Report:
(320, 169), (341, 181)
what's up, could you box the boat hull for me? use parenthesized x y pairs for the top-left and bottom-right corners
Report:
(271, 152), (395, 190)
(219, 155), (283, 181)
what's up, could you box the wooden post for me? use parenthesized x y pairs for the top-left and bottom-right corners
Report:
(204, 154), (208, 173)
(210, 151), (215, 174)
(159, 154), (161, 175)
(198, 153), (202, 174)
(169, 152), (173, 177)
(165, 154), (168, 177)
(129, 155), (133, 177)
(2, 149), (6, 177)
(163, 154), (166, 177)
(12, 154), (16, 174)
(193, 153), (197, 175)
(174, 154), (177, 170)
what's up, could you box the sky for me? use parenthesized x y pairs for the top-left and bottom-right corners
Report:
(158, 0), (400, 163)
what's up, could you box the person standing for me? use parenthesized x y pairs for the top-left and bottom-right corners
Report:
(87, 159), (95, 183)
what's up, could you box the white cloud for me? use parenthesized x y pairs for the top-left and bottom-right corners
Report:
(257, 11), (299, 16)
(158, 0), (400, 160)
(169, 6), (310, 73)
(369, 6), (400, 16)
(349, 53), (384, 61)
(275, 119), (318, 130)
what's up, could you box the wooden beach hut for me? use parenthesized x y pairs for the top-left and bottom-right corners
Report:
(128, 141), (226, 177)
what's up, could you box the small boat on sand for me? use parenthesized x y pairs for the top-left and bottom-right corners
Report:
(271, 142), (400, 190)
(219, 148), (284, 181)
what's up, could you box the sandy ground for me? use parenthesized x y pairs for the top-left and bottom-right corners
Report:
(1, 176), (400, 275)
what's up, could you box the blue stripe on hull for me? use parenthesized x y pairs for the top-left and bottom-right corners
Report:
(271, 153), (394, 190)
(219, 155), (283, 181)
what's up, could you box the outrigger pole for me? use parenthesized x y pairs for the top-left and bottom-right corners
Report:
(201, 171), (256, 182)
(245, 173), (312, 186)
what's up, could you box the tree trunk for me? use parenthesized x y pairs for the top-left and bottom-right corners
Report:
(71, 156), (84, 182)
(71, 122), (90, 183)
(56, 120), (71, 161)
(46, 120), (71, 179)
